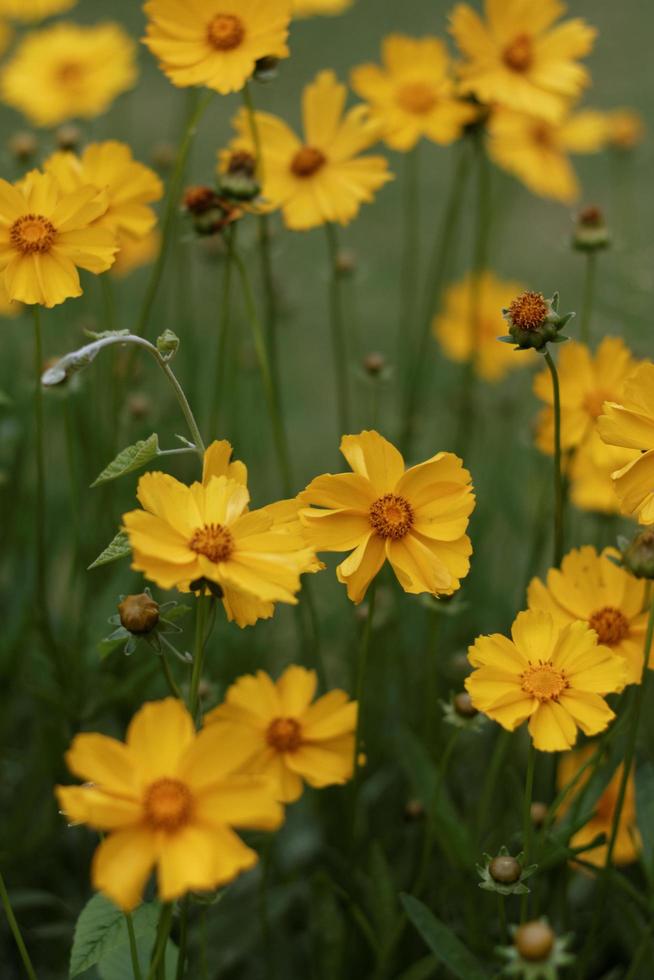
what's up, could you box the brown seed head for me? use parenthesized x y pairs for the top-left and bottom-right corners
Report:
(453, 691), (478, 718)
(56, 124), (82, 151)
(530, 801), (548, 828)
(489, 855), (522, 885)
(118, 593), (160, 634)
(363, 352), (385, 376)
(515, 921), (556, 962)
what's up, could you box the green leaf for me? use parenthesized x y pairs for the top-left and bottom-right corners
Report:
(367, 842), (397, 937)
(88, 531), (131, 571)
(400, 895), (488, 980)
(636, 761), (654, 876)
(69, 896), (160, 977)
(98, 935), (178, 980)
(91, 434), (160, 487)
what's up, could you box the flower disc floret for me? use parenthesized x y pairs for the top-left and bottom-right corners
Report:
(189, 523), (235, 563)
(266, 717), (303, 752)
(10, 213), (56, 253)
(521, 662), (568, 701)
(369, 493), (414, 539)
(207, 13), (245, 50)
(144, 777), (192, 832)
(291, 146), (326, 177)
(588, 606), (630, 645)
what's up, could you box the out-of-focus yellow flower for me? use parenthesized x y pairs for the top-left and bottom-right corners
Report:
(205, 666), (357, 803)
(487, 106), (607, 204)
(569, 433), (638, 516)
(143, 0), (291, 96)
(224, 71), (392, 230)
(111, 229), (160, 279)
(605, 108), (646, 150)
(433, 270), (533, 382)
(598, 362), (654, 525)
(351, 35), (477, 151)
(292, 0), (352, 15)
(56, 698), (284, 911)
(466, 610), (626, 752)
(0, 22), (137, 127)
(534, 338), (637, 455)
(557, 744), (640, 867)
(300, 430), (474, 603)
(44, 142), (163, 249)
(0, 276), (21, 317)
(0, 170), (116, 308)
(0, 20), (12, 55)
(449, 0), (595, 123)
(0, 0), (76, 19)
(528, 546), (652, 686)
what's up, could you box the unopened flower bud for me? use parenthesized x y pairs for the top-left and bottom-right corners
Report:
(183, 185), (218, 216)
(363, 352), (385, 376)
(335, 250), (357, 276)
(572, 205), (610, 252)
(253, 55), (280, 83)
(219, 152), (260, 202)
(530, 801), (548, 828)
(151, 141), (176, 171)
(489, 855), (522, 885)
(127, 393), (151, 420)
(56, 124), (82, 151)
(502, 290), (573, 352)
(118, 593), (160, 635)
(620, 529), (654, 579)
(404, 798), (425, 821)
(453, 691), (478, 718)
(514, 921), (556, 962)
(8, 131), (37, 163)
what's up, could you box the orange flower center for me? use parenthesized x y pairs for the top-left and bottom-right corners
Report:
(207, 13), (245, 50)
(291, 146), (326, 178)
(369, 493), (414, 540)
(531, 122), (554, 148)
(266, 717), (303, 752)
(10, 214), (57, 255)
(56, 61), (83, 84)
(588, 606), (630, 646)
(189, 523), (234, 563)
(397, 81), (437, 115)
(503, 33), (533, 72)
(508, 291), (548, 330)
(583, 389), (612, 420)
(144, 777), (192, 832)
(521, 662), (569, 702)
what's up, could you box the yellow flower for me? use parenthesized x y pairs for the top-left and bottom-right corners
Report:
(449, 0), (596, 123)
(0, 20), (12, 55)
(433, 270), (533, 382)
(0, 0), (76, 20)
(44, 141), (163, 249)
(111, 229), (160, 279)
(224, 71), (392, 230)
(0, 276), (21, 317)
(533, 338), (637, 455)
(604, 108), (645, 150)
(466, 610), (626, 751)
(56, 698), (283, 911)
(122, 447), (316, 629)
(557, 744), (640, 867)
(487, 106), (607, 204)
(205, 666), (357, 803)
(0, 170), (116, 308)
(527, 546), (652, 686)
(143, 0), (291, 96)
(292, 0), (352, 15)
(300, 430), (474, 603)
(350, 35), (477, 152)
(0, 22), (137, 128)
(569, 432), (639, 516)
(598, 362), (654, 524)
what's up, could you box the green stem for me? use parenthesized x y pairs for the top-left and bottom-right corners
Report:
(258, 837), (275, 978)
(325, 222), (351, 437)
(476, 729), (511, 842)
(156, 357), (205, 457)
(396, 146), (421, 390)
(189, 596), (212, 721)
(101, 274), (117, 332)
(208, 227), (235, 438)
(423, 609), (442, 751)
(520, 743), (537, 923)
(159, 650), (182, 700)
(147, 903), (174, 980)
(544, 350), (564, 566)
(174, 897), (189, 980)
(350, 582), (377, 842)
(498, 894), (508, 945)
(0, 870), (38, 980)
(125, 911), (143, 980)
(228, 243), (293, 495)
(579, 251), (597, 347)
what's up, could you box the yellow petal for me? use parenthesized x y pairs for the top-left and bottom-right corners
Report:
(126, 698), (195, 782)
(92, 828), (157, 911)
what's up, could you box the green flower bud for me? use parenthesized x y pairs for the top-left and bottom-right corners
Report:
(253, 55), (280, 83)
(619, 529), (654, 579)
(501, 291), (574, 352)
(572, 205), (610, 252)
(489, 855), (522, 885)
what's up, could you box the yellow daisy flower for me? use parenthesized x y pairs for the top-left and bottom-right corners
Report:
(466, 610), (626, 752)
(300, 430), (475, 604)
(43, 141), (163, 248)
(205, 665), (357, 803)
(292, 0), (352, 15)
(533, 338), (637, 455)
(111, 229), (161, 279)
(0, 0), (76, 20)
(569, 432), (639, 517)
(0, 170), (117, 308)
(598, 362), (654, 525)
(0, 22), (137, 128)
(557, 744), (640, 867)
(0, 276), (21, 318)
(449, 0), (596, 123)
(143, 0), (291, 96)
(225, 71), (392, 230)
(604, 108), (645, 150)
(487, 106), (607, 204)
(433, 270), (533, 382)
(0, 20), (12, 55)
(56, 698), (284, 911)
(527, 546), (652, 685)
(350, 35), (477, 152)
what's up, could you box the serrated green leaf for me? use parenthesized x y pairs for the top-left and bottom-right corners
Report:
(400, 895), (488, 980)
(69, 895), (160, 977)
(88, 531), (131, 571)
(91, 434), (160, 487)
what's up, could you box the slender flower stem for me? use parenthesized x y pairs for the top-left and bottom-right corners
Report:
(243, 82), (264, 175)
(189, 596), (212, 721)
(174, 897), (189, 980)
(125, 911), (143, 980)
(350, 582), (377, 842)
(520, 742), (537, 923)
(325, 222), (351, 438)
(157, 357), (206, 457)
(147, 903), (174, 980)
(498, 895), (508, 945)
(208, 227), (235, 438)
(159, 650), (182, 700)
(476, 729), (511, 842)
(544, 350), (564, 566)
(396, 146), (421, 389)
(0, 870), (38, 980)
(579, 251), (597, 347)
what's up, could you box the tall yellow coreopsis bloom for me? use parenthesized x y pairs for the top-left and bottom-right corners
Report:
(205, 666), (357, 803)
(293, 0), (352, 14)
(143, 0), (291, 95)
(569, 433), (638, 516)
(0, 22), (137, 127)
(433, 271), (532, 382)
(351, 35), (477, 152)
(557, 745), (640, 867)
(528, 547), (652, 685)
(300, 430), (474, 603)
(598, 362), (654, 524)
(44, 142), (163, 250)
(111, 229), (160, 279)
(487, 107), (607, 204)
(466, 610), (626, 751)
(224, 71), (392, 230)
(56, 699), (284, 911)
(0, 0), (76, 20)
(449, 0), (596, 123)
(0, 170), (117, 308)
